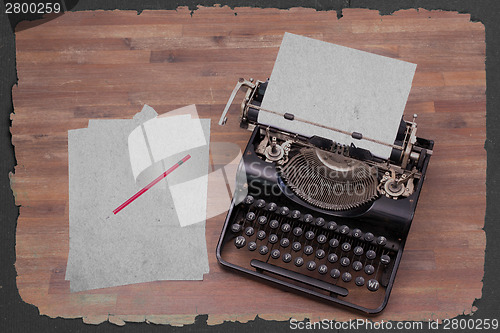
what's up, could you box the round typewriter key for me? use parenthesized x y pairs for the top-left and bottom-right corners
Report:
(326, 221), (337, 231)
(258, 216), (267, 225)
(281, 223), (291, 233)
(279, 206), (290, 216)
(376, 236), (387, 246)
(340, 257), (350, 267)
(248, 241), (257, 251)
(255, 199), (266, 208)
(353, 246), (364, 256)
(259, 245), (269, 255)
(280, 238), (290, 248)
(267, 202), (278, 212)
(291, 210), (301, 219)
(306, 261), (317, 271)
(305, 231), (315, 240)
(294, 257), (304, 267)
(330, 268), (341, 279)
(282, 253), (292, 263)
(364, 232), (375, 242)
(367, 279), (380, 291)
(245, 212), (256, 222)
(328, 253), (338, 263)
(352, 228), (362, 238)
(271, 249), (281, 259)
(352, 261), (363, 271)
(364, 264), (375, 275)
(315, 249), (326, 259)
(293, 227), (303, 237)
(304, 245), (314, 255)
(303, 214), (313, 224)
(339, 225), (350, 235)
(381, 254), (391, 265)
(245, 226), (255, 237)
(326, 221), (338, 231)
(315, 217), (325, 227)
(231, 223), (241, 233)
(316, 234), (327, 244)
(329, 238), (339, 248)
(366, 250), (376, 260)
(292, 242), (302, 252)
(355, 276), (365, 286)
(269, 219), (279, 229)
(342, 272), (352, 282)
(318, 264), (328, 275)
(341, 242), (351, 252)
(269, 234), (278, 244)
(243, 195), (254, 205)
(257, 230), (267, 240)
(234, 236), (246, 248)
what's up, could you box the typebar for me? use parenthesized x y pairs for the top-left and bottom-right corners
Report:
(251, 259), (349, 297)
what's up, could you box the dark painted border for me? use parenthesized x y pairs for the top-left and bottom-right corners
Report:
(1, 1), (498, 332)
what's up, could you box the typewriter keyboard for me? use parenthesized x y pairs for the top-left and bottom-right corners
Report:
(223, 195), (399, 308)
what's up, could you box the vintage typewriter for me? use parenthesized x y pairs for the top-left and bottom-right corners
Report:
(216, 78), (433, 313)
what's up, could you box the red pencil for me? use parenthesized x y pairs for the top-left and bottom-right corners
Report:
(113, 154), (191, 215)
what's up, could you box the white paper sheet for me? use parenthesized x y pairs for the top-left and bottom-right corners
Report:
(259, 33), (416, 159)
(66, 106), (210, 292)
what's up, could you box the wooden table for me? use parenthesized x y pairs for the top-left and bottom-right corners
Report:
(11, 7), (485, 325)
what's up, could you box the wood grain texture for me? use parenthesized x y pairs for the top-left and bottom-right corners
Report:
(11, 7), (485, 325)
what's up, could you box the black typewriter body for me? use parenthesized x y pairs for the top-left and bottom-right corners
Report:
(216, 79), (433, 313)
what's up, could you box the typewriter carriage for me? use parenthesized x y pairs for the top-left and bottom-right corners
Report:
(219, 78), (433, 205)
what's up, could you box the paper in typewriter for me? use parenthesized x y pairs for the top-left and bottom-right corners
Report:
(259, 33), (416, 159)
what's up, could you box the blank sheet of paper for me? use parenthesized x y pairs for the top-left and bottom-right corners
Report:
(66, 106), (210, 292)
(259, 33), (416, 159)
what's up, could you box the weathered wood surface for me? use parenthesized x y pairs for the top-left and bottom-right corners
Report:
(11, 7), (485, 325)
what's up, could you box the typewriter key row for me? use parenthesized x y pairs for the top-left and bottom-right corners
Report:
(235, 230), (390, 264)
(241, 196), (391, 248)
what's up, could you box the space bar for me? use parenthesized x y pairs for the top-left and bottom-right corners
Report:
(250, 259), (348, 297)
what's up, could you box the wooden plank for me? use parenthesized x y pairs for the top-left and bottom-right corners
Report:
(16, 24), (183, 39)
